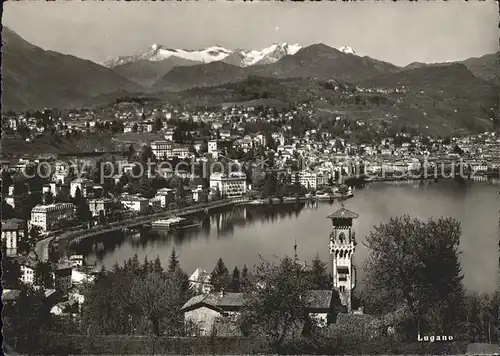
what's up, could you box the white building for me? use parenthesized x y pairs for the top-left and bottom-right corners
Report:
(69, 255), (85, 268)
(208, 140), (218, 159)
(19, 259), (37, 285)
(151, 141), (173, 161)
(294, 170), (318, 190)
(88, 198), (114, 218)
(209, 172), (247, 198)
(70, 178), (94, 198)
(155, 188), (175, 208)
(30, 203), (75, 231)
(172, 144), (190, 159)
(120, 195), (149, 213)
(1, 219), (26, 256)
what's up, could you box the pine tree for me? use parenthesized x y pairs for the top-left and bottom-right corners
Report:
(153, 255), (163, 274)
(241, 264), (249, 291)
(168, 248), (180, 273)
(230, 266), (241, 292)
(310, 254), (332, 290)
(143, 256), (150, 275)
(211, 257), (230, 292)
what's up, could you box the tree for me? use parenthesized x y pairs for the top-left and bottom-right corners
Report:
(130, 272), (182, 336)
(262, 172), (277, 198)
(1, 257), (22, 289)
(73, 186), (83, 206)
(34, 261), (54, 288)
(241, 264), (250, 291)
(453, 145), (464, 155)
(229, 266), (241, 292)
(42, 191), (54, 205)
(176, 184), (186, 207)
(310, 255), (332, 290)
(153, 255), (163, 274)
(363, 215), (465, 339)
(2, 285), (53, 351)
(210, 257), (231, 292)
(239, 256), (314, 352)
(154, 117), (163, 132)
(168, 248), (180, 273)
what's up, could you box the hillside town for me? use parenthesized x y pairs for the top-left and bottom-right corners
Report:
(2, 101), (499, 344)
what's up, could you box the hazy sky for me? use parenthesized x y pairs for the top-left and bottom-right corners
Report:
(3, 1), (498, 66)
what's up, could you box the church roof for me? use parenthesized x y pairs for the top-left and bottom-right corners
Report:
(326, 207), (359, 219)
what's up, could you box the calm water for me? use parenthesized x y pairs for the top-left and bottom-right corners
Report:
(70, 180), (500, 294)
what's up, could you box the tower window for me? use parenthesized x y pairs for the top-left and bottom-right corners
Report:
(338, 267), (349, 275)
(339, 286), (345, 293)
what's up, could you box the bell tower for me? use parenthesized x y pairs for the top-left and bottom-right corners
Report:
(327, 195), (358, 313)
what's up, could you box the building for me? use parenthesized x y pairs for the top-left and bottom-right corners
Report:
(181, 289), (335, 336)
(327, 202), (358, 313)
(88, 198), (114, 218)
(189, 268), (213, 295)
(70, 178), (94, 198)
(155, 188), (175, 208)
(209, 172), (247, 198)
(151, 141), (173, 160)
(294, 170), (318, 190)
(120, 195), (149, 213)
(18, 257), (37, 285)
(178, 187), (194, 206)
(30, 203), (75, 231)
(172, 144), (190, 159)
(54, 264), (73, 296)
(192, 185), (206, 203)
(208, 140), (218, 159)
(1, 218), (27, 256)
(69, 255), (85, 268)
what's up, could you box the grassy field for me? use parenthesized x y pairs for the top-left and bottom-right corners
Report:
(1, 132), (118, 158)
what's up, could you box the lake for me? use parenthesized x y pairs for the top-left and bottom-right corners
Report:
(70, 180), (500, 294)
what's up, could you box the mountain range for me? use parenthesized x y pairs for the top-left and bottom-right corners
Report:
(2, 27), (143, 111)
(151, 44), (401, 92)
(1, 27), (498, 135)
(103, 43), (361, 87)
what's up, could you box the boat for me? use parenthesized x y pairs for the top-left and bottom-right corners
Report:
(314, 190), (333, 200)
(331, 186), (354, 199)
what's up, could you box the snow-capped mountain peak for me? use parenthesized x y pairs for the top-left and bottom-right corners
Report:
(338, 46), (356, 55)
(241, 42), (303, 66)
(102, 42), (303, 68)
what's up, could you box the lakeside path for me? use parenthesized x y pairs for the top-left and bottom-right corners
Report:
(35, 198), (248, 261)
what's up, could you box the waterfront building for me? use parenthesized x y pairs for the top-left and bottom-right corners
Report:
(30, 203), (75, 231)
(88, 198), (114, 218)
(120, 195), (149, 213)
(293, 169), (318, 190)
(327, 202), (358, 313)
(209, 172), (247, 198)
(156, 188), (175, 208)
(1, 218), (27, 256)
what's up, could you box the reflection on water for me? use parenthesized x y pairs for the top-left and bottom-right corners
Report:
(65, 180), (500, 294)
